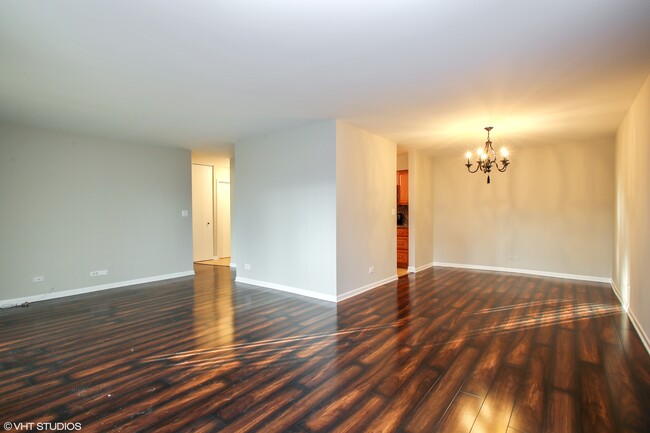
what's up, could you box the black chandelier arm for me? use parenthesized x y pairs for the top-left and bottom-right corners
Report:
(465, 162), (481, 173)
(495, 159), (510, 172)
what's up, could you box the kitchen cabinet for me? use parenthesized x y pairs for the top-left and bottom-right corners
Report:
(397, 226), (408, 268)
(397, 170), (408, 205)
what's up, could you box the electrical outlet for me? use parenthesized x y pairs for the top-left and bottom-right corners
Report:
(181, 210), (189, 217)
(90, 269), (108, 277)
(32, 276), (45, 283)
(369, 266), (375, 274)
(244, 264), (251, 270)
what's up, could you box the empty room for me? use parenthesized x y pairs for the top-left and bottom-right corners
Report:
(1, 1), (650, 432)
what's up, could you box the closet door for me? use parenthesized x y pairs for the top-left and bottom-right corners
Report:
(191, 164), (214, 261)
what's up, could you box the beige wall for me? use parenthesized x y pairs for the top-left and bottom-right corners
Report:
(397, 153), (408, 170)
(432, 138), (614, 279)
(408, 151), (434, 271)
(192, 152), (230, 182)
(614, 74), (650, 345)
(336, 121), (397, 298)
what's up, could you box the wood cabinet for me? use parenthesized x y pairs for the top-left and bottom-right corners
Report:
(397, 226), (408, 268)
(397, 170), (408, 205)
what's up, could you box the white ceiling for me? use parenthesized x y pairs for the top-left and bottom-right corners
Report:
(1, 0), (649, 155)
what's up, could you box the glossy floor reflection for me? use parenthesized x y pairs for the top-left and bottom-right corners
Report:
(1, 264), (649, 432)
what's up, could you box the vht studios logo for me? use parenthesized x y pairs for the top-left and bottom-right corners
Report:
(3, 422), (82, 431)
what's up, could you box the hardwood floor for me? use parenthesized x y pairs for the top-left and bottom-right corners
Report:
(1, 265), (649, 432)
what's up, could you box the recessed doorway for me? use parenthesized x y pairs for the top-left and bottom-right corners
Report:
(191, 155), (232, 265)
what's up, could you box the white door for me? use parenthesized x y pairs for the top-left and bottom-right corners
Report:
(216, 180), (231, 258)
(192, 164), (214, 261)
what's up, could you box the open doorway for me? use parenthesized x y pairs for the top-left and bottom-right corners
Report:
(191, 154), (231, 266)
(396, 152), (409, 277)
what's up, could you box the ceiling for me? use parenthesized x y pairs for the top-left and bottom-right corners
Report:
(1, 0), (649, 156)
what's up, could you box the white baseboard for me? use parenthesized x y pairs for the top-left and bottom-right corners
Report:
(627, 306), (650, 355)
(235, 274), (399, 303)
(337, 275), (398, 302)
(609, 280), (627, 310)
(0, 270), (195, 308)
(432, 262), (611, 283)
(235, 277), (337, 302)
(409, 262), (434, 273)
(610, 281), (650, 355)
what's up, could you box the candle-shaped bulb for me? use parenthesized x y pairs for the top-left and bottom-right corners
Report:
(501, 148), (509, 158)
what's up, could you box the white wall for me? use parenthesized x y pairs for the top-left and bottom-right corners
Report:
(432, 138), (614, 280)
(0, 123), (193, 303)
(614, 73), (650, 347)
(233, 121), (338, 299)
(336, 121), (397, 299)
(230, 156), (237, 266)
(408, 151), (434, 271)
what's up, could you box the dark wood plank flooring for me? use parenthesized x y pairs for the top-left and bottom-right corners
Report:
(1, 265), (650, 432)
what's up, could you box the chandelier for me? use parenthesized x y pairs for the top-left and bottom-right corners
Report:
(465, 126), (510, 184)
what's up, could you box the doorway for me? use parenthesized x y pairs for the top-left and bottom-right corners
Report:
(192, 164), (214, 262)
(191, 156), (232, 265)
(396, 153), (409, 277)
